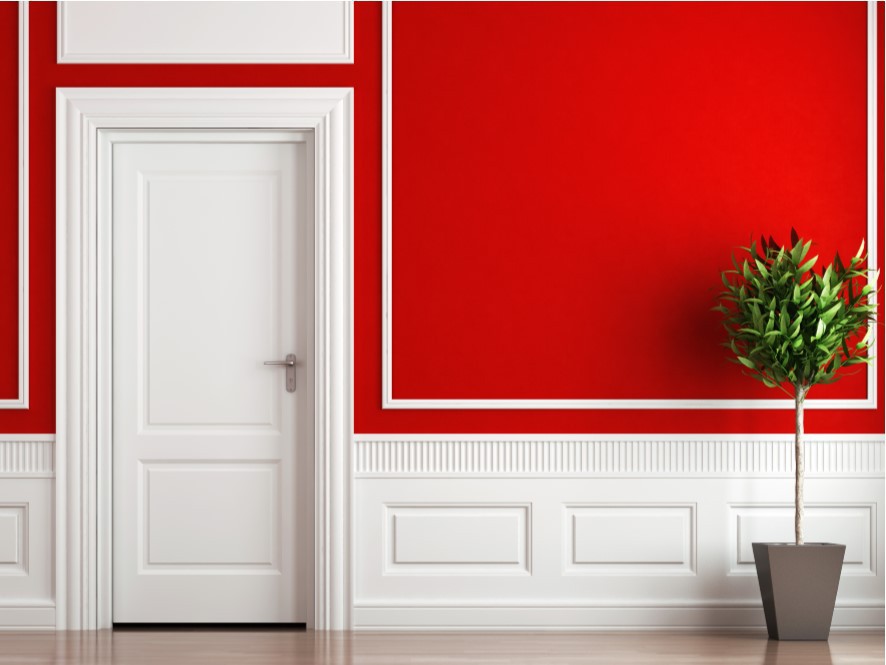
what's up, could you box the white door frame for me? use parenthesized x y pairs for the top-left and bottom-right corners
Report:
(56, 88), (353, 630)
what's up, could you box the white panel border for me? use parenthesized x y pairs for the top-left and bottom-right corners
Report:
(564, 503), (696, 576)
(728, 502), (876, 577)
(0, 0), (29, 409)
(57, 88), (353, 630)
(57, 1), (354, 64)
(381, 0), (879, 410)
(384, 502), (531, 576)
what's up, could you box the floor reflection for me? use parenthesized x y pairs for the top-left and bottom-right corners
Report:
(0, 628), (880, 665)
(762, 637), (833, 665)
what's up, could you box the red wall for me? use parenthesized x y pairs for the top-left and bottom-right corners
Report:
(0, 2), (881, 435)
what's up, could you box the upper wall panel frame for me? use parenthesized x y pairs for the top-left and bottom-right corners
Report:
(0, 0), (30, 409)
(381, 0), (879, 410)
(57, 0), (353, 64)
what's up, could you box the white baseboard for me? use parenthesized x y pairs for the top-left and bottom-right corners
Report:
(0, 604), (56, 629)
(353, 603), (884, 631)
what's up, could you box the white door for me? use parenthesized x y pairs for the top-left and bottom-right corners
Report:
(111, 130), (314, 623)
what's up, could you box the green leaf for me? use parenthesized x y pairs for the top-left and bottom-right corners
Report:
(857, 327), (873, 349)
(737, 356), (756, 369)
(739, 328), (762, 337)
(798, 255), (818, 274)
(788, 313), (803, 338)
(820, 302), (842, 324)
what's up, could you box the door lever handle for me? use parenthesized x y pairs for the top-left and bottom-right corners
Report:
(264, 354), (296, 392)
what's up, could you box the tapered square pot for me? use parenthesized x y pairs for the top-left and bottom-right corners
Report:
(752, 542), (845, 640)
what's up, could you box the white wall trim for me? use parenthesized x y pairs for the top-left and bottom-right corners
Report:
(355, 435), (883, 630)
(0, 435), (54, 478)
(57, 88), (353, 630)
(0, 602), (56, 630)
(351, 602), (884, 632)
(380, 0), (879, 411)
(354, 434), (885, 478)
(0, 0), (30, 409)
(57, 1), (354, 64)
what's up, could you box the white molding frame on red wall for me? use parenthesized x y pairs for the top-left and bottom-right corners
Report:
(56, 88), (353, 630)
(57, 1), (354, 64)
(1, 0), (30, 410)
(381, 0), (879, 411)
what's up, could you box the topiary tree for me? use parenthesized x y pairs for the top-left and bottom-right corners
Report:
(716, 229), (878, 544)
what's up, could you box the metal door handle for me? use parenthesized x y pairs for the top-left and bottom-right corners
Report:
(264, 354), (296, 392)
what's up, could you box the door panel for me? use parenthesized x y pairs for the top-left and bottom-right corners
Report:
(112, 131), (313, 623)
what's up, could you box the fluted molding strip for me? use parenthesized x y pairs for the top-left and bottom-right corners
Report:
(0, 436), (54, 476)
(354, 435), (884, 477)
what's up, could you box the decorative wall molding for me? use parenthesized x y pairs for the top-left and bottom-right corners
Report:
(1, 0), (29, 409)
(58, 1), (353, 64)
(380, 0), (879, 410)
(355, 445), (883, 630)
(0, 436), (54, 478)
(57, 88), (353, 630)
(565, 504), (695, 576)
(354, 434), (885, 478)
(0, 602), (55, 630)
(384, 503), (531, 576)
(729, 503), (876, 577)
(0, 480), (54, 629)
(351, 602), (884, 631)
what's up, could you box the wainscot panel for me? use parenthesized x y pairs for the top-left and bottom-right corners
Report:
(354, 435), (884, 630)
(0, 436), (55, 629)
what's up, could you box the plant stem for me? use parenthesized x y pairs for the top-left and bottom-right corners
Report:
(795, 385), (806, 545)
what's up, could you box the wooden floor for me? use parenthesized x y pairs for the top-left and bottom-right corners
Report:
(0, 629), (881, 664)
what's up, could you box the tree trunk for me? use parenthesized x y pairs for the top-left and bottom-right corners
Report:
(795, 386), (807, 545)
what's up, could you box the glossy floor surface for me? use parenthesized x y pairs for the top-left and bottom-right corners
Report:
(0, 629), (881, 664)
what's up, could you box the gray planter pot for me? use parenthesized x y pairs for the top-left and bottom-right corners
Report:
(752, 542), (845, 640)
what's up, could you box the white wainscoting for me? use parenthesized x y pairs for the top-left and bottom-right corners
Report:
(0, 436), (55, 629)
(354, 434), (885, 630)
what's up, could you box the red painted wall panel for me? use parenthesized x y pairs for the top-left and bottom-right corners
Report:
(0, 2), (880, 435)
(392, 1), (870, 401)
(0, 2), (19, 399)
(369, 1), (884, 433)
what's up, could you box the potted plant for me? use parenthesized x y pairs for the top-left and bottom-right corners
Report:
(716, 229), (878, 640)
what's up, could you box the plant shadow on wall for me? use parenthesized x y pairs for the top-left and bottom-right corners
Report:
(715, 228), (879, 640)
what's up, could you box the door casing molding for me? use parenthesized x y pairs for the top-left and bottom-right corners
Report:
(56, 88), (353, 630)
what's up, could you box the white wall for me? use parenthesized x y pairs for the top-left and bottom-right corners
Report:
(354, 435), (884, 630)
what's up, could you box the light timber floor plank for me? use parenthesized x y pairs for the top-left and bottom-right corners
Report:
(0, 629), (881, 664)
